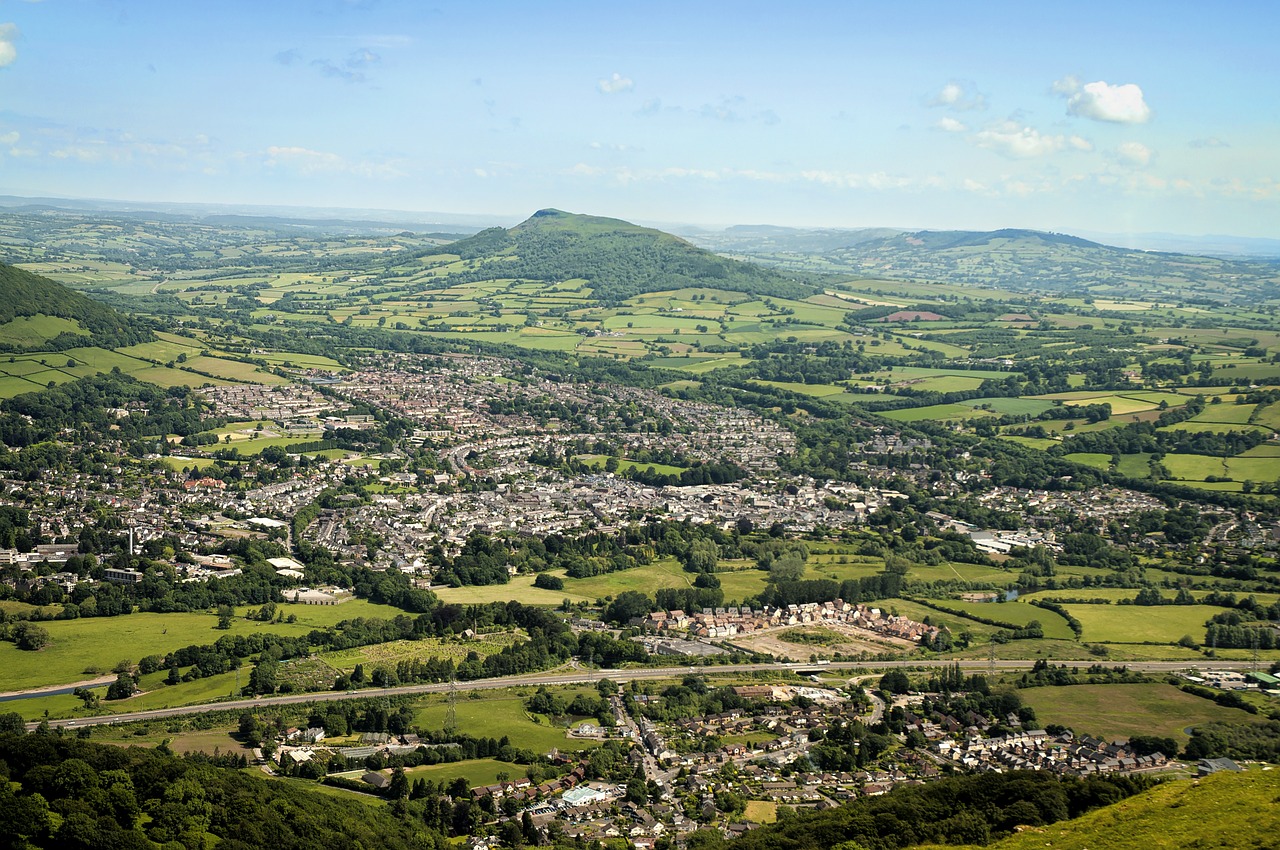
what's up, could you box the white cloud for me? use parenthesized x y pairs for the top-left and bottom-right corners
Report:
(972, 122), (1066, 158)
(1189, 136), (1229, 149)
(588, 141), (640, 152)
(700, 97), (743, 122)
(1116, 141), (1153, 167)
(262, 145), (401, 178)
(799, 170), (918, 191)
(1069, 135), (1094, 152)
(928, 80), (987, 111)
(0, 23), (18, 68)
(1051, 75), (1080, 96)
(1064, 80), (1151, 123)
(696, 96), (773, 124)
(598, 72), (634, 94)
(265, 146), (345, 173)
(0, 131), (17, 146)
(935, 117), (967, 133)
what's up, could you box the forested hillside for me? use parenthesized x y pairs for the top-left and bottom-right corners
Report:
(0, 263), (151, 350)
(0, 728), (439, 849)
(417, 209), (819, 304)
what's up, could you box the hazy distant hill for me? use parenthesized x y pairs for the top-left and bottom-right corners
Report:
(682, 225), (1280, 304)
(0, 263), (148, 350)
(420, 209), (820, 303)
(674, 223), (904, 255)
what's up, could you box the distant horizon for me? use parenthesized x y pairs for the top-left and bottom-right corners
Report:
(3, 191), (1280, 259)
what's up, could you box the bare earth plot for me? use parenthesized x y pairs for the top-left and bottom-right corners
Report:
(731, 623), (913, 660)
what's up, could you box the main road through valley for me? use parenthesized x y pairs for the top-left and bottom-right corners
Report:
(24, 658), (1252, 732)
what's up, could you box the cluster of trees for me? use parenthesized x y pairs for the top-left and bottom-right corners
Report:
(1203, 620), (1278, 650)
(126, 600), (577, 696)
(525, 685), (611, 725)
(0, 730), (437, 849)
(1, 540), (299, 622)
(1127, 587), (1198, 606)
(434, 530), (651, 587)
(756, 573), (905, 609)
(1184, 720), (1280, 761)
(629, 676), (761, 723)
(0, 372), (211, 450)
(1014, 661), (1151, 689)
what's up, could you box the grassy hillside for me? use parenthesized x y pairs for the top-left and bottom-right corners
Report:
(926, 770), (1280, 850)
(413, 208), (820, 304)
(0, 262), (150, 349)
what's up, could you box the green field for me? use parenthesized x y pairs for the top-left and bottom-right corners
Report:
(1061, 603), (1221, 644)
(323, 632), (522, 670)
(391, 758), (531, 790)
(960, 397), (1056, 416)
(1115, 452), (1154, 477)
(575, 455), (687, 476)
(879, 403), (978, 422)
(412, 691), (598, 754)
(0, 600), (408, 692)
(0, 314), (86, 346)
(749, 380), (851, 398)
(432, 574), (593, 606)
(1065, 452), (1112, 471)
(918, 599), (1077, 640)
(1160, 453), (1280, 484)
(1017, 683), (1259, 743)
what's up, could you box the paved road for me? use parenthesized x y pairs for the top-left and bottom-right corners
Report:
(26, 658), (1252, 732)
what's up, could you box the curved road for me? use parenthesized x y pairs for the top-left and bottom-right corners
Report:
(26, 658), (1248, 732)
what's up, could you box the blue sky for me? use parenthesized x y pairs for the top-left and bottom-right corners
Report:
(0, 0), (1276, 236)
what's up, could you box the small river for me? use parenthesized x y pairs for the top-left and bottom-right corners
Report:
(0, 685), (83, 703)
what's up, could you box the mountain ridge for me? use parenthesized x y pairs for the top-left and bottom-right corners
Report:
(414, 209), (820, 304)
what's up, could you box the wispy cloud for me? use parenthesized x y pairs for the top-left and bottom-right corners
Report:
(0, 23), (19, 68)
(279, 46), (381, 83)
(699, 96), (779, 124)
(1116, 141), (1153, 167)
(264, 145), (403, 178)
(1055, 76), (1151, 123)
(265, 145), (344, 173)
(345, 48), (381, 68)
(935, 117), (967, 133)
(972, 122), (1067, 158)
(927, 80), (987, 111)
(598, 72), (634, 94)
(589, 141), (642, 152)
(1189, 136), (1229, 149)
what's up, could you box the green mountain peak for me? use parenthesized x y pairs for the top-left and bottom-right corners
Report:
(424, 210), (817, 304)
